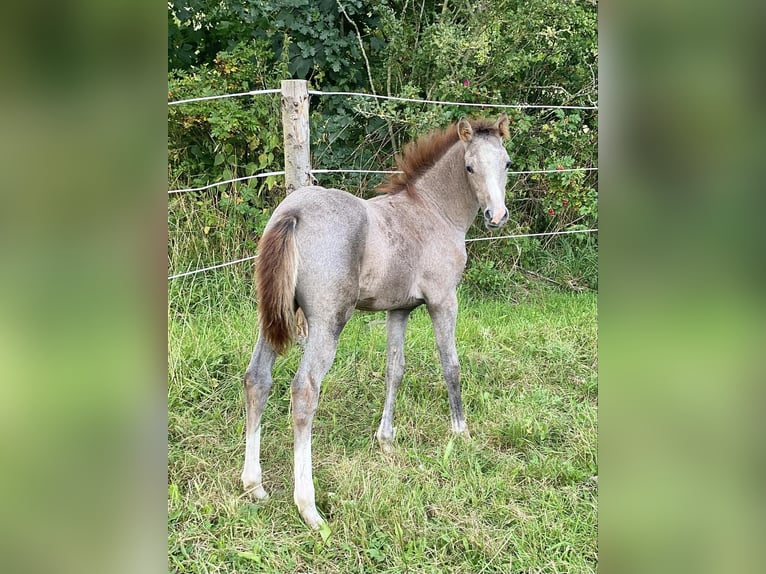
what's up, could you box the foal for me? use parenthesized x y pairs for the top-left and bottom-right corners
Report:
(241, 114), (510, 528)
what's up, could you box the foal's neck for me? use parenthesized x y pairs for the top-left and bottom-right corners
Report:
(414, 142), (479, 234)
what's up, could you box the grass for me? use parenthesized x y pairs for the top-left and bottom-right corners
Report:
(168, 272), (597, 573)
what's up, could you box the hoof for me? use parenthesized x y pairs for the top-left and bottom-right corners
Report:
(242, 480), (269, 501)
(299, 507), (324, 530)
(378, 439), (395, 454)
(451, 419), (469, 436)
(375, 427), (396, 453)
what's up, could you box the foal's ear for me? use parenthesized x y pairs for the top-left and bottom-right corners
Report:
(457, 117), (473, 142)
(495, 113), (510, 139)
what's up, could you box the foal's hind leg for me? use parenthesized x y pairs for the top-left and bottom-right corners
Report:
(375, 308), (411, 453)
(427, 292), (467, 434)
(291, 319), (347, 529)
(241, 334), (277, 500)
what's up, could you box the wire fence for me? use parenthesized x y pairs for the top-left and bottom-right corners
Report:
(168, 255), (260, 280)
(168, 167), (597, 195)
(167, 88), (281, 106)
(307, 89), (598, 110)
(168, 171), (286, 195)
(168, 228), (598, 280)
(168, 86), (597, 281)
(168, 88), (597, 110)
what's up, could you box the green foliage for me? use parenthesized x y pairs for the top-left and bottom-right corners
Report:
(167, 0), (598, 294)
(464, 251), (525, 298)
(169, 0), (387, 88)
(168, 40), (289, 263)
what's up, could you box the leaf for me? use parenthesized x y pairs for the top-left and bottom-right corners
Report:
(443, 437), (455, 465)
(318, 521), (332, 544)
(367, 547), (386, 562)
(237, 551), (261, 563)
(168, 483), (180, 505)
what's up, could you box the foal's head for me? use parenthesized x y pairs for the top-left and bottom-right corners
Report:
(458, 114), (511, 229)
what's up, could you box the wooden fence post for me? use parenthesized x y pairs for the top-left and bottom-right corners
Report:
(281, 79), (311, 194)
(280, 79), (310, 342)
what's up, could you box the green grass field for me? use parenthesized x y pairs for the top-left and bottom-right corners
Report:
(168, 274), (597, 573)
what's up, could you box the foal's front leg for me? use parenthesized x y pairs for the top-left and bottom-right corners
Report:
(427, 293), (467, 434)
(375, 308), (411, 452)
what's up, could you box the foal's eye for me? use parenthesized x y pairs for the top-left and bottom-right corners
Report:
(505, 161), (511, 169)
(466, 165), (474, 173)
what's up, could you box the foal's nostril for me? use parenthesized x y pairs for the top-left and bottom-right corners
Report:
(484, 209), (492, 221)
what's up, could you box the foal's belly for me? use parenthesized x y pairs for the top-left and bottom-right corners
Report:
(355, 291), (424, 312)
(356, 262), (425, 312)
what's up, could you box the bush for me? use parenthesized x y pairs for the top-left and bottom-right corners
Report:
(167, 0), (598, 292)
(168, 40), (290, 268)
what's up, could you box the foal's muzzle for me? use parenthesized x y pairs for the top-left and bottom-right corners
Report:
(483, 207), (509, 229)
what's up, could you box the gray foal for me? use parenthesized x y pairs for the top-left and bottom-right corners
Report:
(241, 115), (511, 528)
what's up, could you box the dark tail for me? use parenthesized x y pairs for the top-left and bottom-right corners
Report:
(256, 213), (299, 354)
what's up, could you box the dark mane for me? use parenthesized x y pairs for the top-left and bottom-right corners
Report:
(376, 118), (502, 196)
